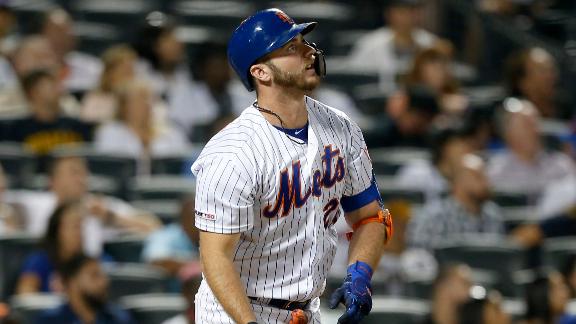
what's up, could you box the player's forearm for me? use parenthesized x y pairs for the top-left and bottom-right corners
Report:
(347, 222), (386, 270)
(201, 250), (257, 324)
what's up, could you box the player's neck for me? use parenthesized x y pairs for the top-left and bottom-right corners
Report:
(256, 91), (308, 128)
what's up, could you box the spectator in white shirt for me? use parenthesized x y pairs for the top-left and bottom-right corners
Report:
(396, 118), (475, 202)
(95, 80), (190, 173)
(488, 98), (576, 218)
(38, 8), (102, 94)
(347, 0), (437, 92)
(80, 45), (138, 123)
(408, 154), (505, 249)
(11, 155), (160, 254)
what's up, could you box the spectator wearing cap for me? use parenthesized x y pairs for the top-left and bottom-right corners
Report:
(35, 254), (135, 324)
(347, 0), (439, 92)
(408, 154), (505, 249)
(365, 84), (440, 148)
(395, 118), (475, 202)
(488, 98), (576, 219)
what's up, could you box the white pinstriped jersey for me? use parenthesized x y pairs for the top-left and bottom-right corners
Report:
(191, 96), (375, 302)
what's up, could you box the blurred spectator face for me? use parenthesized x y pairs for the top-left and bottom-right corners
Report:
(109, 54), (136, 89)
(202, 54), (231, 92)
(0, 7), (15, 38)
(156, 30), (184, 69)
(11, 36), (60, 77)
(69, 259), (109, 309)
(445, 265), (473, 303)
(29, 73), (61, 111)
(42, 9), (76, 59)
(385, 5), (421, 34)
(99, 45), (137, 93)
(119, 82), (153, 130)
(59, 203), (84, 256)
(549, 272), (571, 315)
(51, 157), (89, 202)
(482, 292), (510, 324)
(440, 137), (474, 178)
(453, 154), (490, 202)
(503, 99), (541, 158)
(419, 59), (449, 93)
(520, 48), (557, 96)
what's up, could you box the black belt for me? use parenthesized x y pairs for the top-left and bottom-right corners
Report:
(248, 296), (310, 311)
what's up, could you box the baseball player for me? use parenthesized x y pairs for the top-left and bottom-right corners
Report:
(191, 8), (393, 324)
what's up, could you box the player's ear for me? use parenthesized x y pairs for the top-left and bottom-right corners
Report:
(250, 63), (272, 85)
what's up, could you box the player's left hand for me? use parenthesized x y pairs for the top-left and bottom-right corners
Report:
(328, 261), (373, 324)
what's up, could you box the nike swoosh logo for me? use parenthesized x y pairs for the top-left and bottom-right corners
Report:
(295, 129), (304, 135)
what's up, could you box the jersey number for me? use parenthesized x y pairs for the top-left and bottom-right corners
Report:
(323, 198), (340, 229)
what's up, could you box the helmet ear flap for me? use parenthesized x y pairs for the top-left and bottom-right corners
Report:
(304, 40), (326, 77)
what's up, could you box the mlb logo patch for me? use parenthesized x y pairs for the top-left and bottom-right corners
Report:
(196, 210), (217, 221)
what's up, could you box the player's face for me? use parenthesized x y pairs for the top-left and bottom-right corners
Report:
(265, 35), (320, 91)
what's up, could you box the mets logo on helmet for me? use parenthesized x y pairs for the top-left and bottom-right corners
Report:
(275, 11), (294, 24)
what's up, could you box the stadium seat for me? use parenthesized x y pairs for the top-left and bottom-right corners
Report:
(9, 293), (64, 324)
(72, 0), (152, 33)
(500, 206), (538, 233)
(370, 148), (430, 176)
(131, 199), (181, 224)
(129, 176), (195, 201)
(322, 64), (379, 93)
(433, 235), (526, 297)
(542, 236), (576, 271)
(103, 236), (147, 263)
(151, 151), (199, 175)
(365, 297), (429, 324)
(170, 1), (255, 31)
(22, 174), (119, 197)
(492, 191), (532, 207)
(352, 83), (390, 116)
(0, 233), (41, 299)
(0, 143), (37, 189)
(104, 263), (170, 301)
(52, 145), (137, 199)
(120, 293), (187, 324)
(74, 21), (123, 57)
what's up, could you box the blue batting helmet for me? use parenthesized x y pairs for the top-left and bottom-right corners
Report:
(227, 8), (317, 91)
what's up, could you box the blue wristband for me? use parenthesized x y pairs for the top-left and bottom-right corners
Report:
(347, 261), (373, 280)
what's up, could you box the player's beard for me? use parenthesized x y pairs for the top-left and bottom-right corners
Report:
(266, 62), (319, 91)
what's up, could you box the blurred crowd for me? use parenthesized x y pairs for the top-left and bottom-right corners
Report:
(0, 0), (575, 323)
